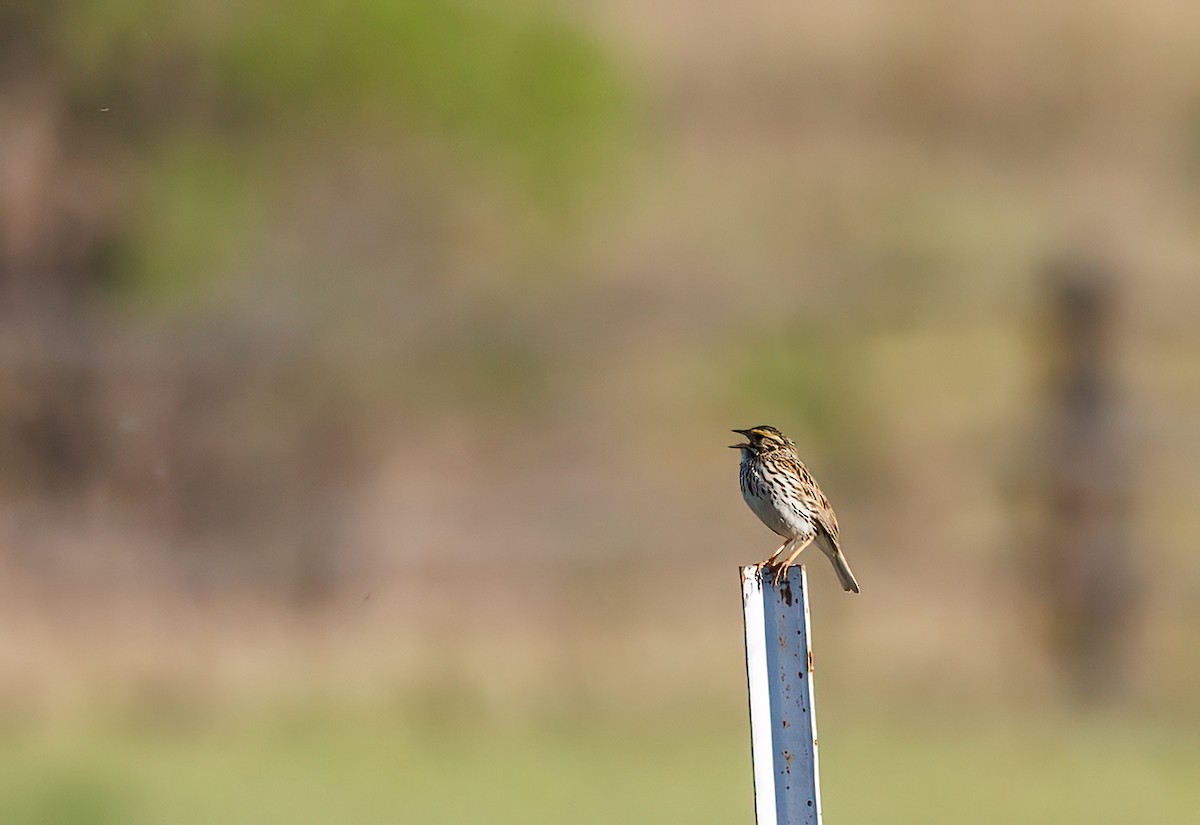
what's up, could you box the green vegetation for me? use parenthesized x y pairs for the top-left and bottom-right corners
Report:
(34, 0), (629, 309)
(220, 1), (627, 159)
(114, 139), (265, 312)
(1, 704), (1196, 824)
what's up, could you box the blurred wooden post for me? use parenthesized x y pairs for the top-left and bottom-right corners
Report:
(741, 564), (822, 825)
(1033, 259), (1135, 701)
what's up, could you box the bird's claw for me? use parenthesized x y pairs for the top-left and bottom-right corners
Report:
(760, 560), (789, 586)
(772, 562), (789, 586)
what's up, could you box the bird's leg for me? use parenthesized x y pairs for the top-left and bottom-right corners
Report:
(762, 541), (789, 567)
(773, 537), (814, 585)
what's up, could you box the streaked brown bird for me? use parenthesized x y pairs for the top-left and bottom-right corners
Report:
(731, 425), (860, 592)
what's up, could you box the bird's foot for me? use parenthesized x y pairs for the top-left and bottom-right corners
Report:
(772, 562), (790, 586)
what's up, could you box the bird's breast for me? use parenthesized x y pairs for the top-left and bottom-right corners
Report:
(740, 458), (794, 538)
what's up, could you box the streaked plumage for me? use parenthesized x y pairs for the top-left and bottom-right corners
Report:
(731, 425), (860, 592)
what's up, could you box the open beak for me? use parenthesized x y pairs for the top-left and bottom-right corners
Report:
(730, 428), (751, 449)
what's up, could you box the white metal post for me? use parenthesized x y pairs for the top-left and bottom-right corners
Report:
(741, 564), (822, 825)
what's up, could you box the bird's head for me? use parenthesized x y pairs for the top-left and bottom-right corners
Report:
(730, 425), (795, 454)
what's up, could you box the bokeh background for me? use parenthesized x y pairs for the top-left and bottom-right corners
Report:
(4, 1), (1200, 822)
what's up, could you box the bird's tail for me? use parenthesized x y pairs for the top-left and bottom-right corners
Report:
(823, 545), (860, 594)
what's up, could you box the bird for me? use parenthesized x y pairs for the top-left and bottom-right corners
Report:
(731, 425), (859, 592)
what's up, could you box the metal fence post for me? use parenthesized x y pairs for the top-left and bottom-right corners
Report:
(741, 563), (822, 825)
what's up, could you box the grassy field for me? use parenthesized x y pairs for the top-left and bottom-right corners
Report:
(2, 701), (1197, 825)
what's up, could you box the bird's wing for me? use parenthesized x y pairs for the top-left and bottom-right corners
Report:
(811, 488), (841, 551)
(777, 453), (842, 550)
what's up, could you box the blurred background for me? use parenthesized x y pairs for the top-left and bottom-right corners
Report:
(3, 1), (1200, 822)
